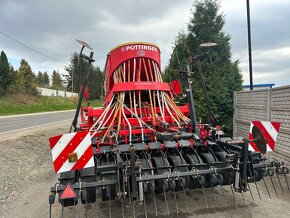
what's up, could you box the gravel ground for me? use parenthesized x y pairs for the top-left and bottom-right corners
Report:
(0, 122), (68, 218)
(1, 123), (290, 218)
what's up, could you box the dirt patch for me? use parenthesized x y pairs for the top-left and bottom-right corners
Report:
(1, 124), (290, 218)
(0, 122), (68, 218)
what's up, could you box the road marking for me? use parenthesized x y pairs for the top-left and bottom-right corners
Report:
(0, 110), (75, 119)
(0, 119), (72, 136)
(0, 119), (26, 124)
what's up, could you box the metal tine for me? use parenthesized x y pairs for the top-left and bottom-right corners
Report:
(152, 189), (158, 216)
(61, 203), (64, 218)
(217, 180), (227, 207)
(128, 176), (136, 218)
(74, 198), (77, 218)
(239, 187), (245, 204)
(254, 180), (262, 200)
(182, 185), (190, 213)
(98, 189), (101, 218)
(172, 184), (179, 214)
(245, 165), (254, 202)
(201, 183), (209, 209)
(249, 167), (261, 200)
(283, 173), (290, 192)
(238, 177), (246, 204)
(128, 175), (132, 205)
(49, 204), (52, 218)
(229, 183), (237, 207)
(276, 174), (286, 196)
(121, 198), (125, 218)
(262, 177), (272, 199)
(269, 173), (279, 198)
(108, 188), (112, 218)
(210, 179), (219, 208)
(85, 190), (88, 218)
(227, 174), (237, 207)
(132, 200), (136, 218)
(163, 184), (170, 215)
(143, 189), (148, 218)
(247, 183), (255, 202)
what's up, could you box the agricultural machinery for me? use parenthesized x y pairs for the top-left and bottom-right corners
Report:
(48, 40), (289, 217)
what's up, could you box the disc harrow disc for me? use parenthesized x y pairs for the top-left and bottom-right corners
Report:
(252, 125), (267, 154)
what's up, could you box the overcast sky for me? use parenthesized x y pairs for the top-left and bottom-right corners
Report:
(1, 0), (290, 87)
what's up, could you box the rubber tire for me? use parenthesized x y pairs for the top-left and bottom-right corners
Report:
(184, 153), (203, 189)
(214, 151), (230, 185)
(152, 156), (170, 194)
(215, 152), (227, 163)
(199, 153), (218, 187)
(168, 155), (189, 191)
(199, 152), (215, 166)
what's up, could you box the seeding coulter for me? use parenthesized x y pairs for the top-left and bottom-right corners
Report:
(48, 40), (289, 217)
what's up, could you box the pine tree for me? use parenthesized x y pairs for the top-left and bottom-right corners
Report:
(0, 51), (13, 95)
(36, 71), (44, 87)
(43, 71), (50, 87)
(87, 66), (103, 100)
(164, 0), (242, 134)
(64, 53), (103, 99)
(16, 59), (38, 95)
(51, 70), (64, 90)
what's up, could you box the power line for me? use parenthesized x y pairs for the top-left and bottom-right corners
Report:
(0, 31), (67, 65)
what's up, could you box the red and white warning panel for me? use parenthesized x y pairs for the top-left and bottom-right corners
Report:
(49, 131), (94, 174)
(248, 121), (281, 153)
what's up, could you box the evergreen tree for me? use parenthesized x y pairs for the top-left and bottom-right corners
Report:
(36, 71), (44, 87)
(64, 53), (103, 99)
(0, 51), (13, 95)
(87, 66), (103, 100)
(51, 70), (64, 90)
(43, 71), (50, 87)
(64, 53), (87, 93)
(16, 59), (37, 95)
(164, 0), (242, 134)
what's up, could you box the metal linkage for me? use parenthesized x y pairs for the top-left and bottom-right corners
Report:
(136, 166), (233, 182)
(50, 179), (117, 194)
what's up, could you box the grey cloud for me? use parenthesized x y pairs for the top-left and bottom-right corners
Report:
(224, 0), (290, 52)
(1, 0), (289, 87)
(0, 0), (191, 70)
(222, 1), (290, 86)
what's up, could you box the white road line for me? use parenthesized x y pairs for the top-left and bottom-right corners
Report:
(0, 109), (75, 119)
(0, 119), (26, 124)
(0, 119), (72, 135)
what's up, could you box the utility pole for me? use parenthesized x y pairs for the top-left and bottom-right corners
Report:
(246, 0), (253, 90)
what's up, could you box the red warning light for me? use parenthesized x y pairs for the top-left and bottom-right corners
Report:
(60, 183), (77, 200)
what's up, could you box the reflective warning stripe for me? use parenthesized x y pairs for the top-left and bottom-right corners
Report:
(248, 121), (280, 152)
(49, 131), (94, 174)
(50, 133), (77, 160)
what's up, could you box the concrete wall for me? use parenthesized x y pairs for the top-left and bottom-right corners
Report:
(233, 85), (290, 166)
(37, 87), (78, 98)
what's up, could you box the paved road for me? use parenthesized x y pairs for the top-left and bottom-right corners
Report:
(0, 110), (75, 135)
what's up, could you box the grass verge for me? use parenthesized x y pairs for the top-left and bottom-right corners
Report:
(0, 94), (102, 116)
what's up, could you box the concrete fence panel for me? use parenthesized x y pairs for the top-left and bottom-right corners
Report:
(37, 87), (78, 98)
(233, 85), (290, 166)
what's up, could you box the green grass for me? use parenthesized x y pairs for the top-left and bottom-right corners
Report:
(88, 99), (103, 108)
(0, 94), (102, 116)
